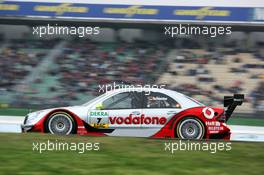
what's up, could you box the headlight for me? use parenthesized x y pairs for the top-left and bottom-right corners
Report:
(23, 115), (28, 124)
(26, 111), (43, 124)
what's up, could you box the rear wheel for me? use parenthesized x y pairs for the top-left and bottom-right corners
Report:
(176, 117), (205, 140)
(46, 112), (75, 135)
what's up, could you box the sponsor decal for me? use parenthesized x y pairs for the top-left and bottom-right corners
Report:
(90, 123), (110, 129)
(206, 121), (224, 133)
(202, 107), (215, 119)
(0, 2), (252, 22)
(206, 121), (220, 126)
(89, 112), (167, 128)
(109, 114), (167, 125)
(148, 96), (167, 101)
(34, 3), (88, 15)
(253, 8), (264, 21)
(207, 126), (224, 133)
(90, 111), (108, 117)
(103, 5), (158, 17)
(174, 7), (230, 20)
(0, 4), (19, 11)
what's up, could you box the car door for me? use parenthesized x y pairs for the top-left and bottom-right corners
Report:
(141, 91), (182, 136)
(88, 91), (144, 137)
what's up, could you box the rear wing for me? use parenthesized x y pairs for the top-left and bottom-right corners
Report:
(224, 94), (244, 121)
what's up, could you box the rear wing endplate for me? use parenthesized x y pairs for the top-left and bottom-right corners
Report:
(224, 94), (244, 121)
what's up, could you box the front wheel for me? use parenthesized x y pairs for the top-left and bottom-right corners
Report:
(46, 112), (75, 135)
(176, 117), (205, 140)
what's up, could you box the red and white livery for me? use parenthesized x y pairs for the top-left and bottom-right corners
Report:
(21, 88), (244, 140)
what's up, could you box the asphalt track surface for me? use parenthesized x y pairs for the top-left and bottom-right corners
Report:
(0, 116), (264, 142)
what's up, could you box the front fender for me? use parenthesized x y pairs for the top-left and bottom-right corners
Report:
(26, 109), (85, 133)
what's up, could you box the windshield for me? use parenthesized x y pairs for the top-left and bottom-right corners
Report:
(82, 93), (108, 106)
(184, 95), (205, 106)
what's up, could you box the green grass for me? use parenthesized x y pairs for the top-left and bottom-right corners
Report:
(227, 118), (264, 127)
(0, 108), (36, 116)
(0, 133), (263, 175)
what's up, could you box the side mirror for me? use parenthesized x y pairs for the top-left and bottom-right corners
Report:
(95, 103), (104, 110)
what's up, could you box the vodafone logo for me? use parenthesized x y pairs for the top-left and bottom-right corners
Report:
(109, 114), (167, 125)
(202, 107), (215, 119)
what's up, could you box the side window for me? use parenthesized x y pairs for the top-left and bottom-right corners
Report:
(144, 92), (181, 108)
(102, 92), (141, 109)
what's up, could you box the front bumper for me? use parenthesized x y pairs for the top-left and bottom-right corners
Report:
(21, 124), (34, 132)
(21, 115), (33, 132)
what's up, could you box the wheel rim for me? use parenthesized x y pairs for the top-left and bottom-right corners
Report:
(178, 119), (204, 139)
(48, 114), (73, 135)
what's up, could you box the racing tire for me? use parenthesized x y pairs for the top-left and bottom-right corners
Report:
(176, 117), (205, 140)
(46, 112), (76, 135)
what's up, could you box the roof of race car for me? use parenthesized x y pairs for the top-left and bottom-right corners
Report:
(105, 88), (202, 103)
(83, 87), (204, 108)
(104, 87), (183, 95)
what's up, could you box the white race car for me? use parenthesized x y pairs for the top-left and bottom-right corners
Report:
(21, 88), (243, 140)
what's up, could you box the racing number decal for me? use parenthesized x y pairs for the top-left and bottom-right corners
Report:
(97, 118), (102, 124)
(89, 111), (109, 128)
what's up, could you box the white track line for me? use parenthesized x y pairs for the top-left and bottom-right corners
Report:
(229, 125), (264, 135)
(0, 116), (24, 124)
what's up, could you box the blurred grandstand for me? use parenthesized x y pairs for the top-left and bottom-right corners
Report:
(0, 26), (263, 116)
(0, 0), (264, 117)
